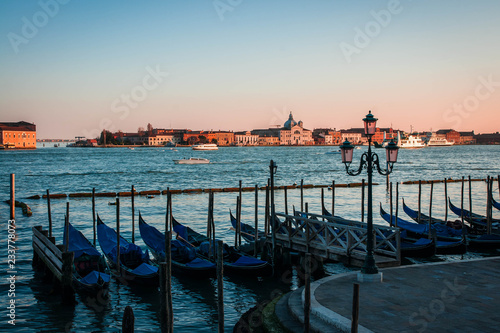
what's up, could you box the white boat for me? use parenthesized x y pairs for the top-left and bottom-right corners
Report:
(427, 134), (454, 146)
(397, 132), (426, 149)
(192, 143), (218, 151)
(173, 157), (210, 164)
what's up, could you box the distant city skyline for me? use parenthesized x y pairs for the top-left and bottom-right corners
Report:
(1, 0), (499, 139)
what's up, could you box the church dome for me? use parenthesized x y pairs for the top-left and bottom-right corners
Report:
(284, 112), (297, 129)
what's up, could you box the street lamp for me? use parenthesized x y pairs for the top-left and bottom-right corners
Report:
(340, 111), (399, 275)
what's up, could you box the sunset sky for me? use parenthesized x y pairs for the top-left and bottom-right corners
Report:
(1, 0), (499, 139)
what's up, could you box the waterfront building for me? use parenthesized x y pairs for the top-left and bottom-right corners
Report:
(474, 132), (500, 144)
(147, 134), (175, 146)
(182, 130), (234, 146)
(372, 127), (397, 144)
(340, 128), (365, 145)
(459, 131), (475, 144)
(213, 130), (234, 146)
(436, 129), (461, 144)
(234, 131), (259, 145)
(312, 128), (342, 145)
(257, 135), (280, 146)
(252, 112), (313, 146)
(116, 132), (147, 145)
(0, 121), (36, 149)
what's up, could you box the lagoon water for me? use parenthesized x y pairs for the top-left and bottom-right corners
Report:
(1, 145), (499, 332)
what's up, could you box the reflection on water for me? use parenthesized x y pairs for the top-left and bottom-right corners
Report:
(0, 146), (499, 331)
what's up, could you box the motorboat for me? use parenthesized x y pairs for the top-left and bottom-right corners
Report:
(192, 143), (218, 150)
(173, 157), (210, 164)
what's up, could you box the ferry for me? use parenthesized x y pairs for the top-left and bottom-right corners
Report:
(398, 132), (426, 149)
(192, 143), (218, 151)
(427, 134), (454, 146)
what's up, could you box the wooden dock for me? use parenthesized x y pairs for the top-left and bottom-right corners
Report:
(32, 225), (75, 304)
(269, 212), (401, 268)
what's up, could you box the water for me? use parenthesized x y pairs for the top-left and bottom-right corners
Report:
(1, 145), (499, 332)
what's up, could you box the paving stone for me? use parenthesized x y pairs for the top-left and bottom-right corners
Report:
(274, 257), (500, 332)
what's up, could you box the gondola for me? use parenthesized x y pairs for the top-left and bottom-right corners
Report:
(401, 199), (466, 241)
(380, 205), (466, 255)
(229, 210), (265, 243)
(172, 216), (271, 277)
(403, 199), (500, 250)
(403, 199), (452, 225)
(492, 197), (500, 211)
(448, 198), (500, 231)
(63, 222), (111, 296)
(138, 213), (216, 277)
(97, 215), (159, 286)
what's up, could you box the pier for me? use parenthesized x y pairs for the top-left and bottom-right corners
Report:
(274, 257), (500, 332)
(32, 225), (75, 304)
(270, 212), (401, 268)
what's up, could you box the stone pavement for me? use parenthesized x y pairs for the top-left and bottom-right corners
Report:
(275, 257), (500, 332)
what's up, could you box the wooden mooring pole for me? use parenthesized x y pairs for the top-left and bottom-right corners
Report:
(217, 239), (224, 333)
(390, 182), (393, 225)
(238, 181), (242, 248)
(428, 182), (433, 239)
(332, 180), (335, 217)
(468, 176), (472, 221)
(254, 185), (259, 257)
(116, 197), (121, 276)
(10, 174), (15, 220)
(131, 185), (135, 243)
(395, 182), (399, 226)
(487, 177), (492, 235)
(162, 231), (174, 333)
(444, 178), (448, 222)
(460, 177), (465, 230)
(321, 188), (325, 218)
(265, 182), (270, 236)
(270, 160), (277, 271)
(61, 251), (75, 305)
(284, 185), (288, 215)
(300, 179), (304, 213)
(351, 283), (360, 333)
(418, 180), (422, 224)
(304, 253), (311, 333)
(122, 306), (135, 333)
(161, 193), (173, 333)
(234, 196), (240, 248)
(92, 187), (96, 246)
(46, 189), (52, 237)
(361, 179), (365, 223)
(64, 202), (70, 252)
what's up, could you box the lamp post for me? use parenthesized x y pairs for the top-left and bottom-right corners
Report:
(340, 111), (399, 275)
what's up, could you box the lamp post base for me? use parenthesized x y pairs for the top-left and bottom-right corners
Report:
(357, 272), (383, 283)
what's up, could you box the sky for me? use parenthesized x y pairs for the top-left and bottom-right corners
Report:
(1, 0), (499, 139)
